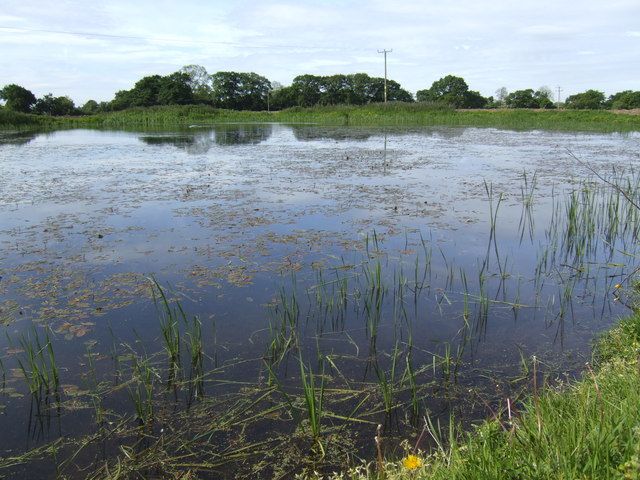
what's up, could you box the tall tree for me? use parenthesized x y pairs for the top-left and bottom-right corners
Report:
(210, 72), (271, 110)
(129, 75), (163, 107)
(80, 100), (100, 115)
(564, 90), (605, 109)
(290, 75), (324, 107)
(385, 79), (414, 103)
(416, 75), (486, 108)
(505, 89), (536, 108)
(269, 85), (297, 110)
(287, 73), (412, 108)
(534, 87), (555, 109)
(157, 72), (194, 105)
(504, 88), (554, 109)
(180, 65), (213, 102)
(417, 75), (469, 106)
(34, 94), (76, 116)
(320, 74), (349, 105)
(495, 87), (508, 105)
(0, 84), (37, 113)
(608, 90), (640, 109)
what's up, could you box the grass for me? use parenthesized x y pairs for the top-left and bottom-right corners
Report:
(308, 312), (640, 480)
(0, 108), (56, 128)
(3, 103), (640, 132)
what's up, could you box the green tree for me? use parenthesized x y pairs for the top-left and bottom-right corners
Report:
(505, 88), (556, 109)
(386, 79), (414, 103)
(210, 72), (271, 110)
(505, 89), (538, 108)
(290, 74), (324, 107)
(345, 73), (372, 104)
(608, 90), (640, 109)
(284, 73), (412, 108)
(129, 75), (163, 107)
(320, 74), (349, 105)
(111, 89), (134, 110)
(463, 90), (488, 108)
(109, 75), (162, 110)
(157, 72), (193, 105)
(80, 99), (99, 115)
(269, 85), (297, 110)
(180, 65), (213, 103)
(417, 75), (468, 106)
(495, 87), (508, 106)
(534, 87), (555, 109)
(34, 94), (76, 116)
(109, 72), (194, 110)
(416, 75), (486, 108)
(0, 84), (37, 113)
(565, 90), (605, 109)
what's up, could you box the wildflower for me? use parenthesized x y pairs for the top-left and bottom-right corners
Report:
(614, 283), (622, 289)
(402, 454), (423, 470)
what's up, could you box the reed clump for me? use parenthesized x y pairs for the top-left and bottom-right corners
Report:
(4, 103), (640, 132)
(302, 313), (640, 479)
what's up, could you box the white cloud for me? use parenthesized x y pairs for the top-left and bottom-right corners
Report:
(519, 24), (577, 36)
(0, 0), (639, 102)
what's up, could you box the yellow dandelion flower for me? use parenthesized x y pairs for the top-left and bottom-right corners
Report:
(614, 284), (622, 289)
(402, 454), (423, 470)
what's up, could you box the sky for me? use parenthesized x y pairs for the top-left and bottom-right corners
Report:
(1, 0), (639, 105)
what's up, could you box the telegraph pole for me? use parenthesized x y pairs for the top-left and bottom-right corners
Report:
(378, 49), (392, 103)
(557, 85), (563, 108)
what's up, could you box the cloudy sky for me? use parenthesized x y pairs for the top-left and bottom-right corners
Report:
(1, 0), (639, 104)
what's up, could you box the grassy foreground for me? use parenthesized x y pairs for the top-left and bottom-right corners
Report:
(310, 312), (640, 480)
(2, 103), (640, 132)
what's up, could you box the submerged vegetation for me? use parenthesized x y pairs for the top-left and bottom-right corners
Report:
(1, 155), (640, 477)
(331, 312), (640, 480)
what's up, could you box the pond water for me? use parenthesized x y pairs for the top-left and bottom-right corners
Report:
(1, 124), (639, 478)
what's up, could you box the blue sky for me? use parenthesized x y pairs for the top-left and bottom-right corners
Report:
(1, 0), (639, 104)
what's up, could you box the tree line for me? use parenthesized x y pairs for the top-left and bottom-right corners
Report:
(2, 65), (639, 116)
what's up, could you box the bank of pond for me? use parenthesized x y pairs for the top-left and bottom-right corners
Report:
(2, 103), (640, 133)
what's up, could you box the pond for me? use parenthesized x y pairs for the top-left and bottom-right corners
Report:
(1, 124), (639, 478)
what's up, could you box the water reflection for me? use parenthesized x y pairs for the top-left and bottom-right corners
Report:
(290, 125), (466, 142)
(140, 135), (195, 147)
(0, 131), (38, 146)
(291, 125), (374, 141)
(212, 123), (273, 146)
(139, 124), (274, 153)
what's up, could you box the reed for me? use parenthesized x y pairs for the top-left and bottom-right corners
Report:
(152, 281), (182, 380)
(128, 354), (156, 427)
(374, 342), (400, 415)
(299, 356), (326, 450)
(185, 315), (204, 403)
(16, 327), (59, 397)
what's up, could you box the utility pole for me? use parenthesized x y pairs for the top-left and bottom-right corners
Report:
(557, 85), (563, 108)
(378, 49), (392, 103)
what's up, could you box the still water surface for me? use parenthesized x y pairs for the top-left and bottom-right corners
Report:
(0, 124), (639, 477)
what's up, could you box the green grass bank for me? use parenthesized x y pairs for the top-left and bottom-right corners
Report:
(2, 103), (640, 132)
(320, 311), (640, 480)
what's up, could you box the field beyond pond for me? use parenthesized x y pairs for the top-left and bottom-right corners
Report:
(3, 103), (640, 132)
(0, 124), (639, 478)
